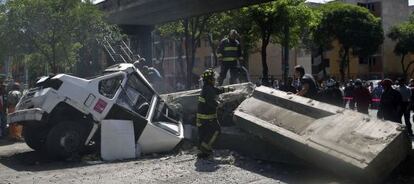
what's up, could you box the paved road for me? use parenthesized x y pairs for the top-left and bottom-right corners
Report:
(0, 140), (414, 184)
(0, 107), (413, 184)
(0, 141), (346, 184)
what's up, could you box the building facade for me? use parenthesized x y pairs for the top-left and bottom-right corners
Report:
(153, 0), (414, 91)
(153, 35), (307, 91)
(315, 0), (414, 80)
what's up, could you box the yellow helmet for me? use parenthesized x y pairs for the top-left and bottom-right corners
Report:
(202, 68), (215, 81)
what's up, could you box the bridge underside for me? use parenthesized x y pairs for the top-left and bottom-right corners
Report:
(99, 0), (273, 25)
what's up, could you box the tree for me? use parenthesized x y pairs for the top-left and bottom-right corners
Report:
(1, 0), (119, 75)
(304, 8), (331, 79)
(244, 3), (278, 85)
(157, 16), (209, 89)
(73, 1), (121, 77)
(314, 2), (384, 81)
(244, 0), (314, 85)
(203, 13), (226, 67)
(156, 21), (186, 82)
(388, 15), (414, 78)
(271, 0), (315, 83)
(183, 16), (209, 89)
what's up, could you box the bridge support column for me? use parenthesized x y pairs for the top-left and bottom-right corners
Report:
(120, 25), (154, 64)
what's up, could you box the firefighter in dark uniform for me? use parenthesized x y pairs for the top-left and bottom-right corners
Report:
(217, 29), (244, 86)
(197, 69), (234, 158)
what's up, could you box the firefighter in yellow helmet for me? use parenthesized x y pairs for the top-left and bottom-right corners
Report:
(196, 69), (234, 158)
(217, 29), (243, 86)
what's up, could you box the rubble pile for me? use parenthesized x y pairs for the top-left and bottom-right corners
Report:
(164, 84), (412, 183)
(161, 83), (255, 126)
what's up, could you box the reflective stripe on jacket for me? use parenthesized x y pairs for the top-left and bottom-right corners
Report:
(217, 38), (242, 62)
(197, 85), (230, 122)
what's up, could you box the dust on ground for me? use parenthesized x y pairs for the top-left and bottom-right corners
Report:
(0, 140), (413, 184)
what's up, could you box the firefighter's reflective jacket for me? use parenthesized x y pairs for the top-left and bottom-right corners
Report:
(197, 85), (232, 121)
(217, 38), (243, 63)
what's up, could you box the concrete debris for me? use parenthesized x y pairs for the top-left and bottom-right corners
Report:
(162, 83), (307, 165)
(161, 83), (255, 126)
(233, 86), (411, 183)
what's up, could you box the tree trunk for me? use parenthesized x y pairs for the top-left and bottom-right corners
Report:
(240, 36), (249, 68)
(177, 39), (185, 81)
(52, 44), (57, 74)
(190, 21), (198, 89)
(261, 34), (269, 85)
(282, 26), (290, 84)
(242, 48), (249, 68)
(156, 39), (165, 77)
(320, 47), (327, 79)
(51, 30), (58, 74)
(404, 60), (414, 80)
(207, 33), (218, 67)
(347, 54), (351, 80)
(401, 54), (407, 76)
(339, 48), (349, 82)
(409, 63), (414, 78)
(184, 19), (191, 89)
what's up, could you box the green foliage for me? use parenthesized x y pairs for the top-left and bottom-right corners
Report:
(314, 2), (384, 80)
(272, 0), (315, 48)
(0, 0), (120, 76)
(388, 18), (414, 56)
(157, 21), (185, 40)
(243, 2), (278, 82)
(388, 14), (414, 77)
(244, 0), (315, 83)
(156, 15), (210, 88)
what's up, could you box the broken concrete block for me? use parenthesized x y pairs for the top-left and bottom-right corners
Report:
(161, 83), (255, 126)
(233, 86), (411, 183)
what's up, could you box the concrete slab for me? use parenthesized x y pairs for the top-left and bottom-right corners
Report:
(215, 127), (305, 165)
(233, 86), (411, 183)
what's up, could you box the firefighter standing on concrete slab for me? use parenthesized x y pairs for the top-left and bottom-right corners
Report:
(196, 69), (234, 158)
(217, 29), (243, 86)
